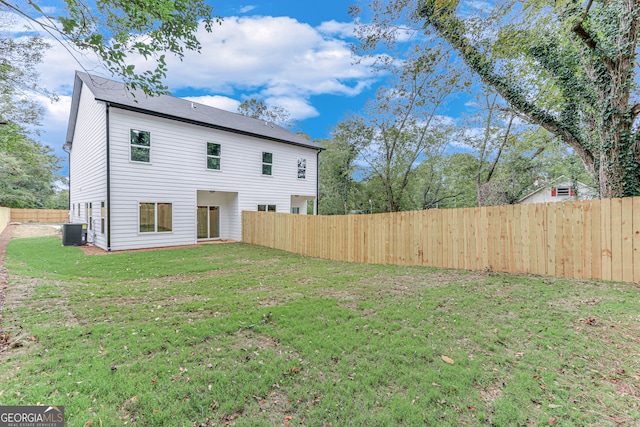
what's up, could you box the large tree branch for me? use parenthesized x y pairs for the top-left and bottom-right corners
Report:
(571, 0), (616, 73)
(419, 0), (596, 175)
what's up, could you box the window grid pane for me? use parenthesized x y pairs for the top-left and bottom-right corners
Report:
(207, 157), (220, 170)
(131, 130), (150, 162)
(131, 130), (150, 147)
(139, 203), (155, 232)
(262, 164), (272, 175)
(131, 146), (150, 162)
(157, 203), (172, 232)
(207, 143), (221, 156)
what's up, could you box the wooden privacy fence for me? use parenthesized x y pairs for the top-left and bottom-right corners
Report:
(10, 209), (69, 223)
(242, 197), (640, 283)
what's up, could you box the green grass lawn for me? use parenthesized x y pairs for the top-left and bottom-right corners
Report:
(1, 236), (639, 426)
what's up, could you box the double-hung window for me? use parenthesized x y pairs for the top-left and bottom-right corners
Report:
(131, 130), (151, 162)
(297, 158), (306, 179)
(139, 202), (172, 233)
(101, 202), (105, 234)
(262, 152), (273, 176)
(207, 142), (221, 170)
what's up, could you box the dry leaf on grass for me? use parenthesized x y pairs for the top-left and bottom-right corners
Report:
(441, 355), (454, 365)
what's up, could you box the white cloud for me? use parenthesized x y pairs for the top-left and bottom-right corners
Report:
(239, 5), (257, 13)
(37, 94), (71, 126)
(265, 96), (319, 120)
(183, 95), (240, 112)
(316, 20), (355, 38)
(32, 14), (378, 105)
(37, 94), (72, 167)
(163, 16), (377, 116)
(25, 14), (380, 156)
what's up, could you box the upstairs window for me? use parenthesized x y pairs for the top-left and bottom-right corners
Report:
(207, 142), (221, 170)
(297, 158), (306, 179)
(262, 152), (273, 176)
(131, 129), (151, 162)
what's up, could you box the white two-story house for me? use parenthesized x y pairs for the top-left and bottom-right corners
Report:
(65, 71), (322, 251)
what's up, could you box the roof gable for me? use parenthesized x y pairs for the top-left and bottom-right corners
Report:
(66, 71), (322, 151)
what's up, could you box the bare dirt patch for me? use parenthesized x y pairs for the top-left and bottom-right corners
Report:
(79, 240), (236, 256)
(5, 277), (80, 328)
(10, 223), (62, 239)
(232, 329), (282, 352)
(0, 224), (70, 355)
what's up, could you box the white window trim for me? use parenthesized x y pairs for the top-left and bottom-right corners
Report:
(262, 152), (273, 176)
(297, 157), (307, 180)
(138, 201), (173, 234)
(130, 129), (152, 164)
(206, 142), (222, 171)
(101, 201), (105, 235)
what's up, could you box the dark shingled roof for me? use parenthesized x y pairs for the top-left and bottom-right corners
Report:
(66, 71), (323, 150)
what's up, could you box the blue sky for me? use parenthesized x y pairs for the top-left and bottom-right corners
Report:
(7, 0), (474, 177)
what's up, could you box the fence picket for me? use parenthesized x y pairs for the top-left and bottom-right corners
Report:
(572, 202), (583, 279)
(591, 199), (602, 280)
(611, 198), (623, 282)
(582, 201), (592, 279)
(546, 203), (556, 276)
(634, 197), (640, 282)
(622, 198), (633, 282)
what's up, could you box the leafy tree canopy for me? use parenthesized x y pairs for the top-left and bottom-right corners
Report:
(0, 14), (53, 128)
(238, 98), (295, 129)
(0, 122), (62, 208)
(353, 0), (640, 198)
(418, 0), (640, 198)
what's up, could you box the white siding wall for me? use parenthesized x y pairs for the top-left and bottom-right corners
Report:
(108, 108), (318, 250)
(68, 85), (108, 249)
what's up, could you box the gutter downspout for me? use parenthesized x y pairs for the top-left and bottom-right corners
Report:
(62, 145), (71, 218)
(106, 103), (112, 251)
(316, 149), (320, 215)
